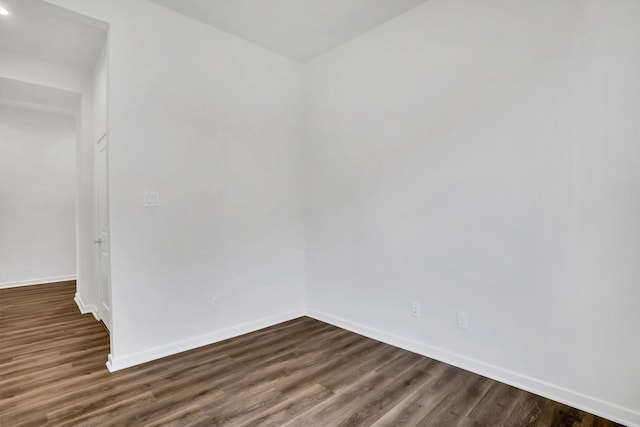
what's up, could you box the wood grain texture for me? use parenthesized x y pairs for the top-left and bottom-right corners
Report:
(0, 282), (624, 426)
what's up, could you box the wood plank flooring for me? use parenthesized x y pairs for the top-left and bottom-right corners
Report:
(0, 282), (623, 426)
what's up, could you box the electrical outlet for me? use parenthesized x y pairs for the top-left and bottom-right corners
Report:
(457, 312), (469, 330)
(211, 297), (220, 311)
(411, 302), (421, 317)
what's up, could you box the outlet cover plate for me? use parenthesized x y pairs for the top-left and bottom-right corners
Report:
(411, 302), (421, 317)
(457, 312), (469, 329)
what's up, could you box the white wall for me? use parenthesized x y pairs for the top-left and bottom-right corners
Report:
(0, 105), (77, 287)
(91, 45), (107, 141)
(46, 0), (307, 369)
(306, 0), (640, 424)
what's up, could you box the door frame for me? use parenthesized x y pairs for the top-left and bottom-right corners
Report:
(95, 132), (111, 332)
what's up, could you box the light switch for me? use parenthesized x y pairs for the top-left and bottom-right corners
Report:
(144, 192), (160, 207)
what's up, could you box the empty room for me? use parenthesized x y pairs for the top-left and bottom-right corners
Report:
(1, 0), (638, 426)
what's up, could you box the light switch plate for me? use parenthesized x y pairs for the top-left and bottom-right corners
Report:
(144, 192), (160, 207)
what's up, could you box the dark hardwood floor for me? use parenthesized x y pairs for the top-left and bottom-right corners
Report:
(0, 282), (623, 426)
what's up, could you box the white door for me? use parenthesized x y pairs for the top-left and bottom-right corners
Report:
(96, 133), (112, 332)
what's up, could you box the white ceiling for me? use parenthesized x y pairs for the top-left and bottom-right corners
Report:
(148, 0), (428, 62)
(0, 0), (107, 71)
(0, 0), (106, 115)
(0, 77), (80, 116)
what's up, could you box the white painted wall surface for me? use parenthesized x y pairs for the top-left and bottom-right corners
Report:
(91, 45), (107, 142)
(306, 0), (640, 424)
(46, 0), (307, 368)
(0, 105), (76, 287)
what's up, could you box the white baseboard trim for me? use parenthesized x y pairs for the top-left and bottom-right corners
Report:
(74, 293), (99, 320)
(101, 302), (112, 332)
(106, 309), (306, 373)
(106, 354), (116, 372)
(307, 309), (640, 427)
(0, 275), (76, 290)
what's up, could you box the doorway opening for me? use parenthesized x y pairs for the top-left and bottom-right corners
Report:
(0, 0), (112, 365)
